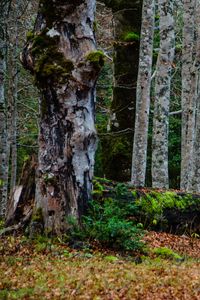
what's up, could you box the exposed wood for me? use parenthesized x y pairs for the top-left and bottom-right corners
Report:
(5, 155), (37, 226)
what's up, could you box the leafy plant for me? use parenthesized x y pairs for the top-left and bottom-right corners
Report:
(69, 199), (144, 252)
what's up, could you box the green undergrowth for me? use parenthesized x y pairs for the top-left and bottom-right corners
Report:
(135, 190), (200, 230)
(68, 198), (144, 252)
(91, 177), (200, 233)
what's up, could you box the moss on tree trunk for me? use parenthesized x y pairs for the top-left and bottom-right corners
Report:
(101, 1), (142, 181)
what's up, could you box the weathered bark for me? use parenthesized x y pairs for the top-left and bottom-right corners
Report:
(190, 0), (200, 192)
(21, 0), (102, 234)
(100, 0), (142, 181)
(152, 0), (175, 189)
(131, 0), (155, 187)
(180, 0), (196, 191)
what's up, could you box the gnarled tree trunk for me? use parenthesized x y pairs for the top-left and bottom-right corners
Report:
(21, 0), (102, 234)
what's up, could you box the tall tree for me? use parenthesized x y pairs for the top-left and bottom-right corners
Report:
(131, 0), (155, 187)
(190, 0), (200, 192)
(152, 0), (175, 188)
(0, 0), (9, 217)
(100, 0), (142, 181)
(180, 0), (195, 190)
(7, 0), (19, 196)
(21, 0), (103, 234)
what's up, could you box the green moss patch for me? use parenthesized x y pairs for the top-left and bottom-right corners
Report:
(122, 32), (140, 42)
(28, 31), (74, 87)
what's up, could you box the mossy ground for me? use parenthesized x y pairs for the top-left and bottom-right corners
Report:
(0, 233), (199, 299)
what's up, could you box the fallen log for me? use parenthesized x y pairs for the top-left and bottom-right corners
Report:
(93, 178), (200, 235)
(3, 173), (200, 236)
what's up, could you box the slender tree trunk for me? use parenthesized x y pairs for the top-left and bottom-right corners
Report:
(0, 31), (7, 218)
(21, 0), (102, 234)
(152, 0), (175, 189)
(9, 0), (19, 195)
(190, 0), (200, 192)
(0, 1), (9, 218)
(180, 0), (195, 191)
(131, 0), (155, 187)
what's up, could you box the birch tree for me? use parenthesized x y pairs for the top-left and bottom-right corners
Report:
(21, 0), (102, 234)
(152, 0), (175, 189)
(131, 0), (155, 187)
(180, 0), (195, 190)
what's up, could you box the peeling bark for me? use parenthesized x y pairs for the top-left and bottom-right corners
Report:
(131, 0), (155, 187)
(21, 0), (102, 234)
(152, 0), (175, 189)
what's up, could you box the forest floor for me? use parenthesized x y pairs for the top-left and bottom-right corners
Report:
(0, 232), (199, 300)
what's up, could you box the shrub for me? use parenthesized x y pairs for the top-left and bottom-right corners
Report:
(69, 199), (144, 252)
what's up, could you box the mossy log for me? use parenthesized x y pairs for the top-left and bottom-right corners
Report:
(4, 172), (200, 236)
(93, 177), (200, 235)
